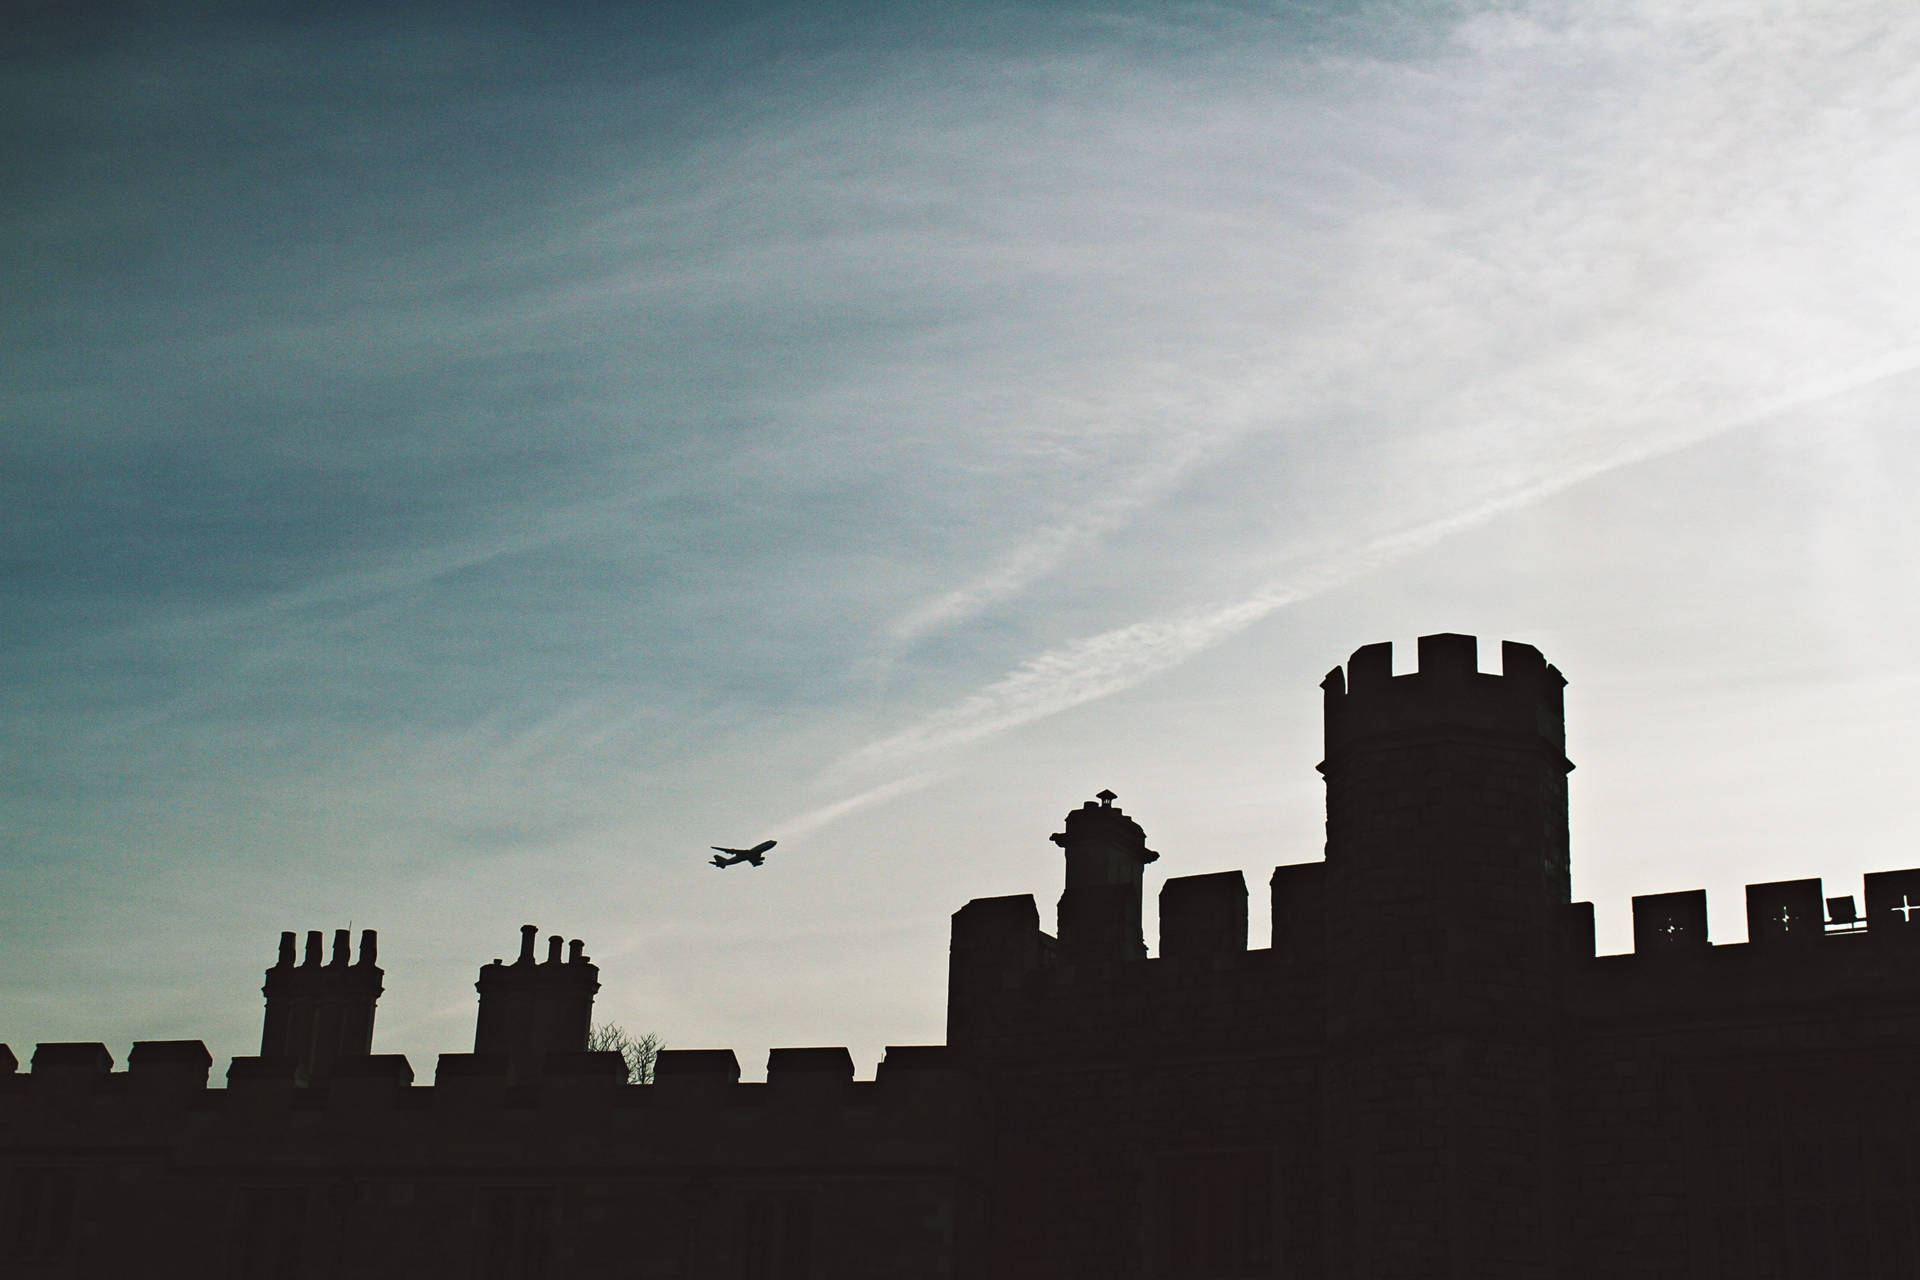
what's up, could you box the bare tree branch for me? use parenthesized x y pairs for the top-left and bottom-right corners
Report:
(587, 1023), (662, 1084)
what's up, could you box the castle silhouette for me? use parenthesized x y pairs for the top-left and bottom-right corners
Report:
(6, 635), (1919, 1277)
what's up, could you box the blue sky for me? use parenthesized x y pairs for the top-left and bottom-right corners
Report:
(8, 0), (1920, 1077)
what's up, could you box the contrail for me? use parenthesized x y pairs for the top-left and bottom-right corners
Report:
(824, 344), (1920, 790)
(885, 427), (1234, 646)
(774, 773), (940, 841)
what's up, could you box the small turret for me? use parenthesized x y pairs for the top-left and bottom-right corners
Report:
(472, 925), (600, 1082)
(1052, 790), (1158, 964)
(259, 927), (382, 1086)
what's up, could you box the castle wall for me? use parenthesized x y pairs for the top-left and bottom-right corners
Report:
(9, 635), (1920, 1278)
(0, 1044), (964, 1278)
(1562, 924), (1920, 1280)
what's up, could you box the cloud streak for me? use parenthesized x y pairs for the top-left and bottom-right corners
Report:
(10, 0), (1920, 1074)
(827, 343), (1920, 788)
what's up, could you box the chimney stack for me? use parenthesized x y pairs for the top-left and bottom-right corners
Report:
(259, 927), (382, 1086)
(473, 924), (601, 1082)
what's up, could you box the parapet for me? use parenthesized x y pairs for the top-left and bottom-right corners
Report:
(539, 1050), (628, 1105)
(951, 895), (1046, 970)
(1745, 879), (1824, 946)
(1322, 634), (1567, 760)
(127, 1040), (213, 1093)
(768, 1046), (856, 1078)
(1864, 869), (1920, 938)
(16, 1043), (217, 1105)
(1565, 902), (1597, 958)
(30, 1042), (114, 1081)
(328, 1054), (415, 1109)
(227, 1056), (296, 1085)
(654, 1048), (743, 1090)
(432, 1052), (510, 1105)
(1631, 890), (1709, 955)
(878, 1045), (952, 1078)
(1159, 871), (1248, 963)
(0, 1041), (965, 1196)
(1270, 861), (1326, 960)
(1620, 867), (1920, 959)
(768, 1047), (856, 1099)
(949, 895), (1050, 1044)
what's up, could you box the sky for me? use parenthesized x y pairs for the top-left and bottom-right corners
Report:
(7, 0), (1920, 1080)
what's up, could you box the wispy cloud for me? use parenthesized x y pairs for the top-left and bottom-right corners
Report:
(828, 344), (1920, 787)
(11, 0), (1920, 1070)
(884, 423), (1231, 646)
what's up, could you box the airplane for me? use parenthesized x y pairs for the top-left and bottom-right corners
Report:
(710, 839), (776, 869)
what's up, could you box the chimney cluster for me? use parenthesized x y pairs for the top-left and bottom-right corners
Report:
(258, 923), (599, 1086)
(259, 928), (382, 1086)
(473, 925), (601, 1082)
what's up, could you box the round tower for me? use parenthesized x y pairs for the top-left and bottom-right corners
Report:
(1321, 633), (1571, 1009)
(1319, 634), (1571, 1280)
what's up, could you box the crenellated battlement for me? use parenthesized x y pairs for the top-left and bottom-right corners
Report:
(0, 1033), (965, 1276)
(0, 1039), (961, 1122)
(1321, 633), (1567, 763)
(15, 636), (1920, 1280)
(1610, 867), (1920, 959)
